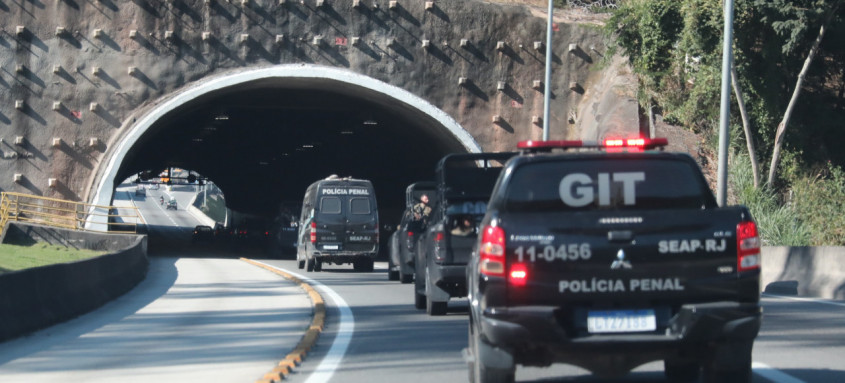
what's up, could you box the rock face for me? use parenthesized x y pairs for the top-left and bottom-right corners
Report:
(0, 0), (636, 204)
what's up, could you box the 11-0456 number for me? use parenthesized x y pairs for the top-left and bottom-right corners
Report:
(515, 244), (592, 262)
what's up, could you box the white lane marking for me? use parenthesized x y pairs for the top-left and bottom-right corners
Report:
(763, 293), (845, 308)
(753, 362), (806, 383)
(255, 262), (354, 383)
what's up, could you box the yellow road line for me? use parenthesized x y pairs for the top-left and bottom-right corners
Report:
(241, 258), (326, 383)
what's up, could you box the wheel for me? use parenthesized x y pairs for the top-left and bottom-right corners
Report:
(387, 258), (400, 281)
(400, 273), (413, 284)
(664, 359), (701, 382)
(297, 259), (305, 269)
(470, 329), (515, 383)
(414, 253), (426, 309)
(354, 257), (374, 272)
(306, 257), (315, 272)
(703, 341), (753, 383)
(426, 294), (447, 316)
(314, 259), (322, 272)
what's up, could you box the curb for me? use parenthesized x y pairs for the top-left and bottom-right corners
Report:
(240, 258), (326, 383)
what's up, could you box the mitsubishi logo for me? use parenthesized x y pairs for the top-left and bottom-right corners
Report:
(611, 249), (632, 270)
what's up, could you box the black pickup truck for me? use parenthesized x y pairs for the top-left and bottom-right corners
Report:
(466, 138), (762, 383)
(414, 152), (516, 315)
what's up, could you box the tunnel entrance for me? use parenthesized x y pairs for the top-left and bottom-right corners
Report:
(90, 65), (480, 249)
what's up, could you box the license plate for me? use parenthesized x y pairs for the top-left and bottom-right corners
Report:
(323, 245), (339, 250)
(587, 309), (656, 333)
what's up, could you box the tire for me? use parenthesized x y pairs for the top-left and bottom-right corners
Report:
(414, 290), (426, 310)
(703, 341), (753, 383)
(664, 359), (701, 383)
(297, 259), (305, 269)
(354, 257), (374, 272)
(314, 259), (322, 272)
(400, 273), (413, 284)
(470, 330), (515, 383)
(388, 269), (400, 281)
(426, 294), (448, 316)
(306, 257), (315, 272)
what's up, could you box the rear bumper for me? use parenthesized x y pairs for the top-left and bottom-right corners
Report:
(429, 263), (468, 298)
(479, 301), (761, 369)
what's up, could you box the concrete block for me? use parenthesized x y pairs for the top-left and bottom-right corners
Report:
(53, 65), (62, 74)
(275, 34), (285, 44)
(202, 32), (212, 41)
(128, 67), (137, 75)
(15, 100), (24, 110)
(421, 39), (430, 49)
(48, 178), (58, 188)
(240, 34), (250, 44)
(14, 136), (24, 145)
(90, 102), (99, 112)
(568, 43), (578, 53)
(532, 115), (542, 125)
(351, 37), (360, 46)
(533, 41), (544, 51)
(52, 101), (62, 111)
(389, 1), (398, 10)
(13, 174), (22, 183)
(532, 80), (543, 90)
(460, 39), (469, 48)
(497, 81), (506, 91)
(458, 77), (468, 86)
(92, 67), (101, 76)
(492, 115), (502, 123)
(425, 1), (434, 10)
(52, 138), (62, 148)
(56, 27), (67, 36)
(93, 29), (103, 39)
(129, 30), (138, 39)
(16, 26), (25, 37)
(89, 137), (99, 147)
(496, 41), (506, 51)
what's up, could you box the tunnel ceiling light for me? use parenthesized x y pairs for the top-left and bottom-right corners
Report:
(302, 144), (314, 148)
(340, 130), (354, 135)
(214, 114), (229, 121)
(363, 119), (377, 125)
(259, 161), (269, 165)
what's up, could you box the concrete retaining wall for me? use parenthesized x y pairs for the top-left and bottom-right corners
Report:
(0, 222), (148, 341)
(761, 246), (845, 299)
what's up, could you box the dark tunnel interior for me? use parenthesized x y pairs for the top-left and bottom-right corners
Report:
(116, 80), (471, 229)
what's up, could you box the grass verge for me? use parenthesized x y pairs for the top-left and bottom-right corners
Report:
(0, 244), (106, 274)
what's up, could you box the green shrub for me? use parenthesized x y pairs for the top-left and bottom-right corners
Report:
(789, 162), (845, 246)
(729, 153), (810, 246)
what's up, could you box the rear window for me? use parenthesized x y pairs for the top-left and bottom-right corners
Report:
(504, 158), (714, 211)
(320, 197), (342, 214)
(350, 197), (371, 214)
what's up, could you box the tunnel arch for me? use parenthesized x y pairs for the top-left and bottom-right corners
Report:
(87, 64), (482, 228)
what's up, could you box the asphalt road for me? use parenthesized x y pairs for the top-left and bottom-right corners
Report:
(257, 259), (845, 383)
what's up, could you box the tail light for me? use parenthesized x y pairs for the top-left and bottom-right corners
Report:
(310, 221), (317, 243)
(480, 225), (505, 277)
(433, 231), (445, 263)
(509, 262), (527, 287)
(737, 221), (760, 272)
(406, 231), (415, 249)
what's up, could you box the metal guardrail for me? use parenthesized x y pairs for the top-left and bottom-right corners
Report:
(0, 192), (145, 237)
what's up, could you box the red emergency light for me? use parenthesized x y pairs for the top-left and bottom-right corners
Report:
(517, 137), (668, 152)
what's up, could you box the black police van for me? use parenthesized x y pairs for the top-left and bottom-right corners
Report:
(296, 175), (379, 272)
(415, 152), (516, 315)
(388, 181), (436, 283)
(466, 138), (761, 383)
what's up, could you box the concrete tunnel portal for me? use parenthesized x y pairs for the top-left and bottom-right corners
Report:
(95, 66), (481, 231)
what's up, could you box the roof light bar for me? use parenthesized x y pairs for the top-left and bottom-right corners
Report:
(517, 138), (668, 151)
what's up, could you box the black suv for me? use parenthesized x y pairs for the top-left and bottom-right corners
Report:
(466, 138), (761, 383)
(388, 182), (435, 283)
(414, 152), (515, 315)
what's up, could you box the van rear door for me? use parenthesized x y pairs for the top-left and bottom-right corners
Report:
(344, 195), (379, 253)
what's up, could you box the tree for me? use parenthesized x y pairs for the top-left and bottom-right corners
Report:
(766, 0), (843, 186)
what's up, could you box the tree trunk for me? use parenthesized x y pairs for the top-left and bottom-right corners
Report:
(732, 65), (759, 188)
(767, 2), (841, 187)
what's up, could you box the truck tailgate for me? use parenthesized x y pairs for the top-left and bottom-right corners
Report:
(503, 207), (748, 307)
